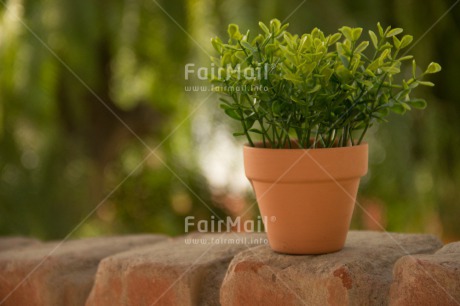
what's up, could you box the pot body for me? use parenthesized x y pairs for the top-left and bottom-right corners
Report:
(244, 143), (368, 254)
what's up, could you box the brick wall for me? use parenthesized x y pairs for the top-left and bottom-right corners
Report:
(0, 231), (459, 306)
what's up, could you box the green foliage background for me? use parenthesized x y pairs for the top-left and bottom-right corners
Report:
(0, 0), (459, 240)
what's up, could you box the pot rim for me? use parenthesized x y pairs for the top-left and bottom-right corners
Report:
(243, 140), (368, 182)
(244, 141), (368, 152)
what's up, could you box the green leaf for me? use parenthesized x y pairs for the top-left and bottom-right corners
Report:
(228, 24), (241, 40)
(367, 59), (379, 72)
(412, 60), (417, 78)
(339, 26), (353, 41)
(337, 43), (349, 66)
(335, 65), (353, 83)
(402, 80), (409, 90)
(381, 66), (400, 74)
(351, 54), (362, 74)
(245, 117), (256, 129)
(357, 79), (373, 88)
(364, 69), (376, 77)
(284, 33), (297, 50)
(354, 41), (369, 53)
(401, 102), (411, 110)
(233, 132), (246, 137)
(252, 34), (264, 45)
(298, 61), (317, 76)
(240, 40), (255, 52)
(377, 22), (384, 37)
(234, 51), (246, 61)
(342, 42), (352, 55)
(336, 42), (346, 55)
(307, 84), (322, 93)
(392, 36), (401, 49)
(400, 35), (413, 49)
(419, 81), (435, 87)
(211, 37), (223, 53)
(378, 49), (390, 64)
(351, 28), (363, 41)
(321, 67), (334, 82)
(425, 62), (442, 74)
(258, 21), (270, 34)
(279, 23), (290, 35)
(221, 53), (232, 66)
(222, 44), (241, 51)
(378, 42), (393, 52)
(369, 30), (378, 49)
(328, 33), (342, 46)
(408, 80), (420, 89)
(377, 106), (390, 117)
(398, 55), (413, 61)
(387, 28), (403, 37)
(270, 19), (281, 34)
(272, 100), (282, 115)
(299, 35), (308, 50)
(249, 128), (264, 134)
(341, 84), (356, 90)
(290, 96), (305, 104)
(224, 108), (241, 120)
(391, 103), (406, 115)
(219, 103), (231, 110)
(265, 43), (278, 55)
(219, 98), (232, 105)
(282, 73), (303, 83)
(407, 99), (427, 109)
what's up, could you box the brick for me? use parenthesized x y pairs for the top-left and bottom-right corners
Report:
(85, 232), (268, 306)
(0, 235), (166, 306)
(0, 237), (40, 252)
(220, 231), (442, 306)
(390, 241), (460, 306)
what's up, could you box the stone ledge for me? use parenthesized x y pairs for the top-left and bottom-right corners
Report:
(86, 233), (267, 306)
(0, 235), (166, 306)
(0, 237), (40, 252)
(0, 231), (458, 306)
(390, 241), (460, 306)
(220, 231), (442, 306)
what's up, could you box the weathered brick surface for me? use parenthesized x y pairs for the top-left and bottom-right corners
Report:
(220, 231), (442, 306)
(0, 237), (40, 252)
(86, 233), (268, 306)
(1, 231), (457, 306)
(0, 235), (166, 306)
(390, 241), (460, 306)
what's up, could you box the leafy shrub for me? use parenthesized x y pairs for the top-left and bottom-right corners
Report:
(210, 19), (441, 148)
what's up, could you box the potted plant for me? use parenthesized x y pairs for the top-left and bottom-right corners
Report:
(209, 19), (441, 254)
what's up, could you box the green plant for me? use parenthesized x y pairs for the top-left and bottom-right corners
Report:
(210, 19), (441, 148)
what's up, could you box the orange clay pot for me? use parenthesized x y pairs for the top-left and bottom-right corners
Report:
(244, 142), (368, 254)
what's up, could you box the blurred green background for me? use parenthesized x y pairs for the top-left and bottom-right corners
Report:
(0, 0), (459, 241)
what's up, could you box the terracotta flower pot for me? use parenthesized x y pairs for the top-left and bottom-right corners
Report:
(243, 142), (368, 254)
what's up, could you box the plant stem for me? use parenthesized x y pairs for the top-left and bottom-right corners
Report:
(327, 129), (335, 147)
(313, 125), (320, 149)
(234, 94), (254, 147)
(349, 126), (354, 145)
(240, 115), (254, 147)
(345, 125), (349, 146)
(357, 123), (369, 144)
(245, 94), (272, 147)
